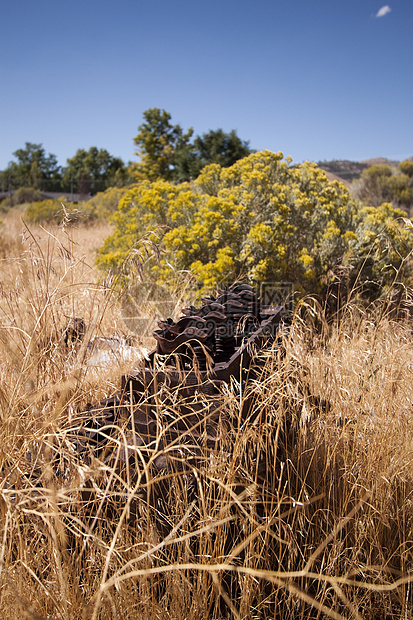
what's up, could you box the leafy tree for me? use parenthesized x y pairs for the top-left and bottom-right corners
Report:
(130, 108), (194, 182)
(171, 129), (253, 181)
(0, 142), (62, 191)
(193, 129), (252, 170)
(98, 150), (412, 299)
(130, 108), (253, 183)
(63, 147), (127, 195)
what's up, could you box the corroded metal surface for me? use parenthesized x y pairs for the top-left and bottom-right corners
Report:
(71, 284), (287, 512)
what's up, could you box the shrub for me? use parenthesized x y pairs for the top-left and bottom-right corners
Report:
(98, 151), (413, 300)
(25, 186), (129, 224)
(81, 185), (130, 220)
(352, 160), (413, 213)
(25, 197), (77, 223)
(0, 197), (10, 213)
(3, 186), (43, 207)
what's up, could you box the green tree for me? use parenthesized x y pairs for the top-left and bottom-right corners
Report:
(130, 108), (194, 182)
(98, 150), (412, 299)
(193, 129), (252, 170)
(1, 142), (62, 191)
(171, 128), (253, 181)
(63, 147), (127, 195)
(129, 109), (253, 183)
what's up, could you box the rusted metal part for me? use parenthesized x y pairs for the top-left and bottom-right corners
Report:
(81, 285), (286, 435)
(69, 285), (288, 515)
(122, 304), (284, 394)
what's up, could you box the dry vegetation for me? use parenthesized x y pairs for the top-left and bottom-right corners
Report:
(0, 210), (412, 619)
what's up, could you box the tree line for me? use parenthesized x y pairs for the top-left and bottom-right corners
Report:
(2, 106), (411, 302)
(2, 107), (412, 218)
(0, 143), (128, 195)
(0, 108), (252, 196)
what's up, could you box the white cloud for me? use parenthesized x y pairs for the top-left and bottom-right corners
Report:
(376, 5), (391, 17)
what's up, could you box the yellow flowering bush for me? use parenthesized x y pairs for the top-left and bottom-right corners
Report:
(98, 151), (412, 298)
(81, 186), (130, 220)
(346, 202), (412, 296)
(25, 187), (129, 224)
(26, 197), (74, 223)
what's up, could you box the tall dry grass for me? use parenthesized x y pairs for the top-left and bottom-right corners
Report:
(0, 213), (412, 619)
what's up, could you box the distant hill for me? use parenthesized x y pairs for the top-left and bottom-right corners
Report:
(361, 157), (402, 167)
(317, 157), (404, 185)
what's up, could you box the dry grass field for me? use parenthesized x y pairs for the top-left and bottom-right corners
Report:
(0, 208), (412, 619)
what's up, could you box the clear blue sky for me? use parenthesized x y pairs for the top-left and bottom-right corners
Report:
(1, 0), (412, 170)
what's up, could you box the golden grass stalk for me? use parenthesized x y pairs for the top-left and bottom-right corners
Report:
(0, 216), (412, 619)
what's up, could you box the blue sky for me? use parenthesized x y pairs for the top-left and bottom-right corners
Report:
(0, 0), (412, 170)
